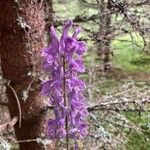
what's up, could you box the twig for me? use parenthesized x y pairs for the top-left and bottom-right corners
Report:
(88, 98), (150, 112)
(129, 0), (150, 7)
(7, 80), (22, 128)
(26, 77), (35, 94)
(13, 138), (37, 143)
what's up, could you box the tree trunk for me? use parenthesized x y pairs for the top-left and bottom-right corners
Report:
(44, 0), (53, 44)
(98, 0), (112, 72)
(0, 0), (53, 149)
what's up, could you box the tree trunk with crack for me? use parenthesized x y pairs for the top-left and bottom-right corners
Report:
(0, 0), (53, 149)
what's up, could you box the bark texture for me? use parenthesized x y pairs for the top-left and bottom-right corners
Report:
(0, 0), (53, 149)
(98, 0), (112, 72)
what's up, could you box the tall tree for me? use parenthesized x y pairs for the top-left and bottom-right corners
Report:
(98, 0), (112, 72)
(0, 0), (53, 149)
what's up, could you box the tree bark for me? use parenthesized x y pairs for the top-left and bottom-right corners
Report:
(98, 0), (112, 72)
(0, 0), (53, 149)
(44, 0), (53, 44)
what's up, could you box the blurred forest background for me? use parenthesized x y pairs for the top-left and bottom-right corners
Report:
(0, 0), (150, 149)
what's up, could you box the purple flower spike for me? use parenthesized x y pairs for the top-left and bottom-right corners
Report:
(42, 20), (88, 149)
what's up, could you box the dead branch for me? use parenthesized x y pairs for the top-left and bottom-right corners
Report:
(129, 0), (150, 7)
(88, 97), (150, 112)
(38, 96), (150, 116)
(109, 0), (147, 51)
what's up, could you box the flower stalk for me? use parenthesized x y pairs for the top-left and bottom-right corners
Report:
(62, 55), (69, 150)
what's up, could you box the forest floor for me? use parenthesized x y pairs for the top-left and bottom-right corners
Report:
(83, 33), (150, 149)
(84, 70), (150, 150)
(103, 70), (149, 150)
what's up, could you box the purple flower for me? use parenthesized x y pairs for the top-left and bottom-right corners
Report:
(69, 58), (85, 72)
(42, 20), (88, 149)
